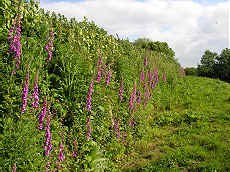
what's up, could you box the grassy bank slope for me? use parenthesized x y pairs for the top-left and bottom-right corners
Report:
(121, 76), (230, 171)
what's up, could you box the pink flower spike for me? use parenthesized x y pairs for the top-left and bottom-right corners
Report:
(100, 55), (103, 65)
(45, 110), (52, 157)
(38, 99), (47, 130)
(106, 67), (111, 85)
(22, 70), (30, 114)
(86, 117), (91, 128)
(144, 56), (147, 67)
(102, 63), (107, 80)
(115, 120), (119, 129)
(132, 85), (136, 103)
(112, 119), (115, 127)
(86, 127), (91, 141)
(86, 75), (94, 111)
(86, 117), (91, 141)
(116, 128), (120, 139)
(138, 91), (141, 105)
(31, 71), (39, 108)
(140, 68), (145, 81)
(122, 133), (127, 143)
(129, 96), (134, 112)
(12, 162), (16, 172)
(119, 79), (123, 100)
(73, 151), (77, 158)
(96, 71), (101, 83)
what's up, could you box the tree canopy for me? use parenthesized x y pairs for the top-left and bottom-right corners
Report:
(198, 48), (230, 82)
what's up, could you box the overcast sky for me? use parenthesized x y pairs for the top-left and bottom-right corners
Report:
(40, 0), (229, 67)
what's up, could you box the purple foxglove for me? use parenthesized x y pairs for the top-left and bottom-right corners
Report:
(58, 142), (64, 161)
(114, 120), (120, 132)
(132, 85), (136, 103)
(8, 15), (17, 44)
(100, 55), (103, 65)
(86, 117), (91, 128)
(151, 81), (156, 89)
(103, 64), (106, 80)
(30, 71), (39, 108)
(15, 18), (21, 69)
(86, 76), (94, 111)
(22, 70), (29, 113)
(45, 30), (54, 61)
(129, 96), (133, 112)
(106, 67), (111, 85)
(116, 128), (120, 139)
(86, 127), (91, 141)
(129, 117), (136, 129)
(62, 131), (64, 143)
(8, 14), (21, 71)
(12, 162), (16, 172)
(38, 99), (47, 130)
(138, 91), (141, 105)
(144, 81), (146, 91)
(73, 151), (77, 158)
(45, 111), (52, 156)
(155, 74), (159, 84)
(144, 56), (147, 67)
(140, 68), (145, 81)
(119, 79), (123, 100)
(86, 117), (91, 141)
(96, 71), (101, 83)
(122, 133), (127, 143)
(112, 119), (115, 127)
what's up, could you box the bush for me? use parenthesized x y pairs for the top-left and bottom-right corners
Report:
(184, 67), (197, 76)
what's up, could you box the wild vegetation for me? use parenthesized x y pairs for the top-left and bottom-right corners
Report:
(185, 49), (230, 82)
(184, 67), (198, 76)
(0, 0), (230, 171)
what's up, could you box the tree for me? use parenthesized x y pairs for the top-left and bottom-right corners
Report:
(184, 67), (197, 76)
(215, 48), (230, 81)
(197, 50), (218, 78)
(197, 48), (230, 82)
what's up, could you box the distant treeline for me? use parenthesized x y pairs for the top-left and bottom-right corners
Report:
(185, 48), (230, 82)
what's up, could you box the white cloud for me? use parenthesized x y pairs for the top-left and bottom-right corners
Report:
(40, 0), (229, 67)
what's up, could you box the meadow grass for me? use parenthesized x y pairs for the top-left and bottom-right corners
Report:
(119, 76), (230, 171)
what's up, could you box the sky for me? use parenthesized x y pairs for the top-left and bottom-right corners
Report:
(40, 0), (230, 67)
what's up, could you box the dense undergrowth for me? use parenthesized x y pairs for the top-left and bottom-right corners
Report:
(1, 0), (230, 171)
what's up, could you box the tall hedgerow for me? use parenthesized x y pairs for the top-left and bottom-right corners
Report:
(0, 0), (182, 171)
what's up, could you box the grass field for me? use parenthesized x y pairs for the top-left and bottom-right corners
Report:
(119, 76), (230, 171)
